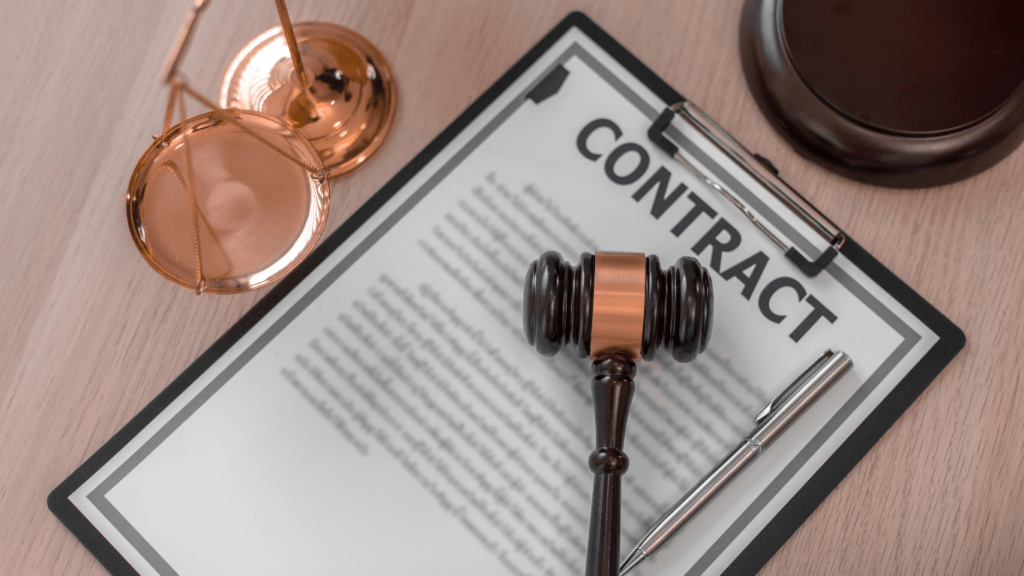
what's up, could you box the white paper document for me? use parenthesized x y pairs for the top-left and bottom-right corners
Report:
(68, 25), (940, 576)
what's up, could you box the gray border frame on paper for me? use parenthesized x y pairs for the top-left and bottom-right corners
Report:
(84, 38), (922, 576)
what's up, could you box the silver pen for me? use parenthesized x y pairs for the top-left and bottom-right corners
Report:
(620, 349), (853, 575)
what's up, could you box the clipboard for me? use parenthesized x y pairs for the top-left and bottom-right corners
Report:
(49, 12), (965, 576)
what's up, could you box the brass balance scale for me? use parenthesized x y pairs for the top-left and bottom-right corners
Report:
(127, 0), (397, 293)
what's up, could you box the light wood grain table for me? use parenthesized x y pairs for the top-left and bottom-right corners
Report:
(2, 1), (1022, 574)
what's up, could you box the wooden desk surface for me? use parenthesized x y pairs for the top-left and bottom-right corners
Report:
(1, 1), (1021, 574)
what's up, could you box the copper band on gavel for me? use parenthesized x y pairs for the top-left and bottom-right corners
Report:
(590, 251), (646, 361)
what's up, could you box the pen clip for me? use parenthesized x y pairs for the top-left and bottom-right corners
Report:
(755, 350), (834, 423)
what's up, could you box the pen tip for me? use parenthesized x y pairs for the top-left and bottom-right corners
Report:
(620, 548), (646, 575)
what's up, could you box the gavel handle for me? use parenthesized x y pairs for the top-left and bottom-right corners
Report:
(586, 354), (636, 576)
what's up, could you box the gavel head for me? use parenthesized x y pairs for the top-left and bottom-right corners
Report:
(523, 251), (713, 363)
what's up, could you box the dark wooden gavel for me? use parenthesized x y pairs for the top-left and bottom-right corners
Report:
(522, 251), (713, 576)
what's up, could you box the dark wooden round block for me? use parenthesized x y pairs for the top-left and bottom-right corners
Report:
(740, 0), (1024, 188)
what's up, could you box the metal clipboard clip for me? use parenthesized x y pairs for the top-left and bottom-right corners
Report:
(648, 101), (846, 277)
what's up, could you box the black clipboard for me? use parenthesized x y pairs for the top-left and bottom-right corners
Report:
(50, 12), (965, 576)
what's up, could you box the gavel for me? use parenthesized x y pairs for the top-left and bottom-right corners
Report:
(522, 251), (714, 576)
